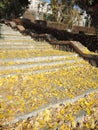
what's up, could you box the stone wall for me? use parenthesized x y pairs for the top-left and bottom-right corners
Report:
(72, 26), (96, 34)
(47, 21), (68, 30)
(16, 18), (98, 52)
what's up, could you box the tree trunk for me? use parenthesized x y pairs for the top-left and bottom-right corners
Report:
(95, 22), (98, 36)
(92, 13), (98, 36)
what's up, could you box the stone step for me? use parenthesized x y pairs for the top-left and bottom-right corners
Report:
(0, 64), (84, 78)
(0, 54), (79, 63)
(1, 31), (21, 35)
(1, 30), (14, 33)
(0, 36), (32, 40)
(0, 58), (83, 71)
(0, 33), (31, 38)
(1, 29), (20, 33)
(0, 24), (10, 27)
(0, 61), (87, 77)
(0, 46), (53, 49)
(0, 45), (52, 48)
(0, 49), (80, 59)
(0, 39), (36, 42)
(0, 41), (52, 46)
(0, 33), (22, 36)
(11, 88), (98, 124)
(1, 33), (21, 37)
(0, 48), (53, 51)
(1, 27), (14, 30)
(0, 34), (31, 37)
(1, 26), (15, 30)
(1, 27), (14, 31)
(0, 42), (52, 46)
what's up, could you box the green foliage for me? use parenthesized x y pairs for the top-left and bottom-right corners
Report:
(50, 0), (58, 21)
(89, 0), (94, 5)
(0, 2), (5, 9)
(0, 0), (30, 19)
(50, 0), (76, 24)
(75, 0), (95, 10)
(75, 0), (98, 35)
(44, 13), (55, 21)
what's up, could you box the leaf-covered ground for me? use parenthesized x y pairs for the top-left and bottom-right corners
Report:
(2, 91), (98, 130)
(0, 64), (98, 126)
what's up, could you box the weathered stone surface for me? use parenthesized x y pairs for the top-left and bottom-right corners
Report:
(9, 21), (16, 29)
(16, 25), (25, 33)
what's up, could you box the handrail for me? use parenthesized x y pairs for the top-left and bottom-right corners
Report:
(49, 40), (98, 67)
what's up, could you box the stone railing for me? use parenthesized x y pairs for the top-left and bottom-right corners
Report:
(50, 40), (98, 67)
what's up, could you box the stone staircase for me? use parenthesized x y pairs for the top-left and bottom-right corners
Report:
(0, 24), (86, 77)
(0, 23), (98, 127)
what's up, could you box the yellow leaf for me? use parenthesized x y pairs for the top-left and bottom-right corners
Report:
(0, 80), (3, 86)
(7, 95), (13, 100)
(0, 113), (4, 118)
